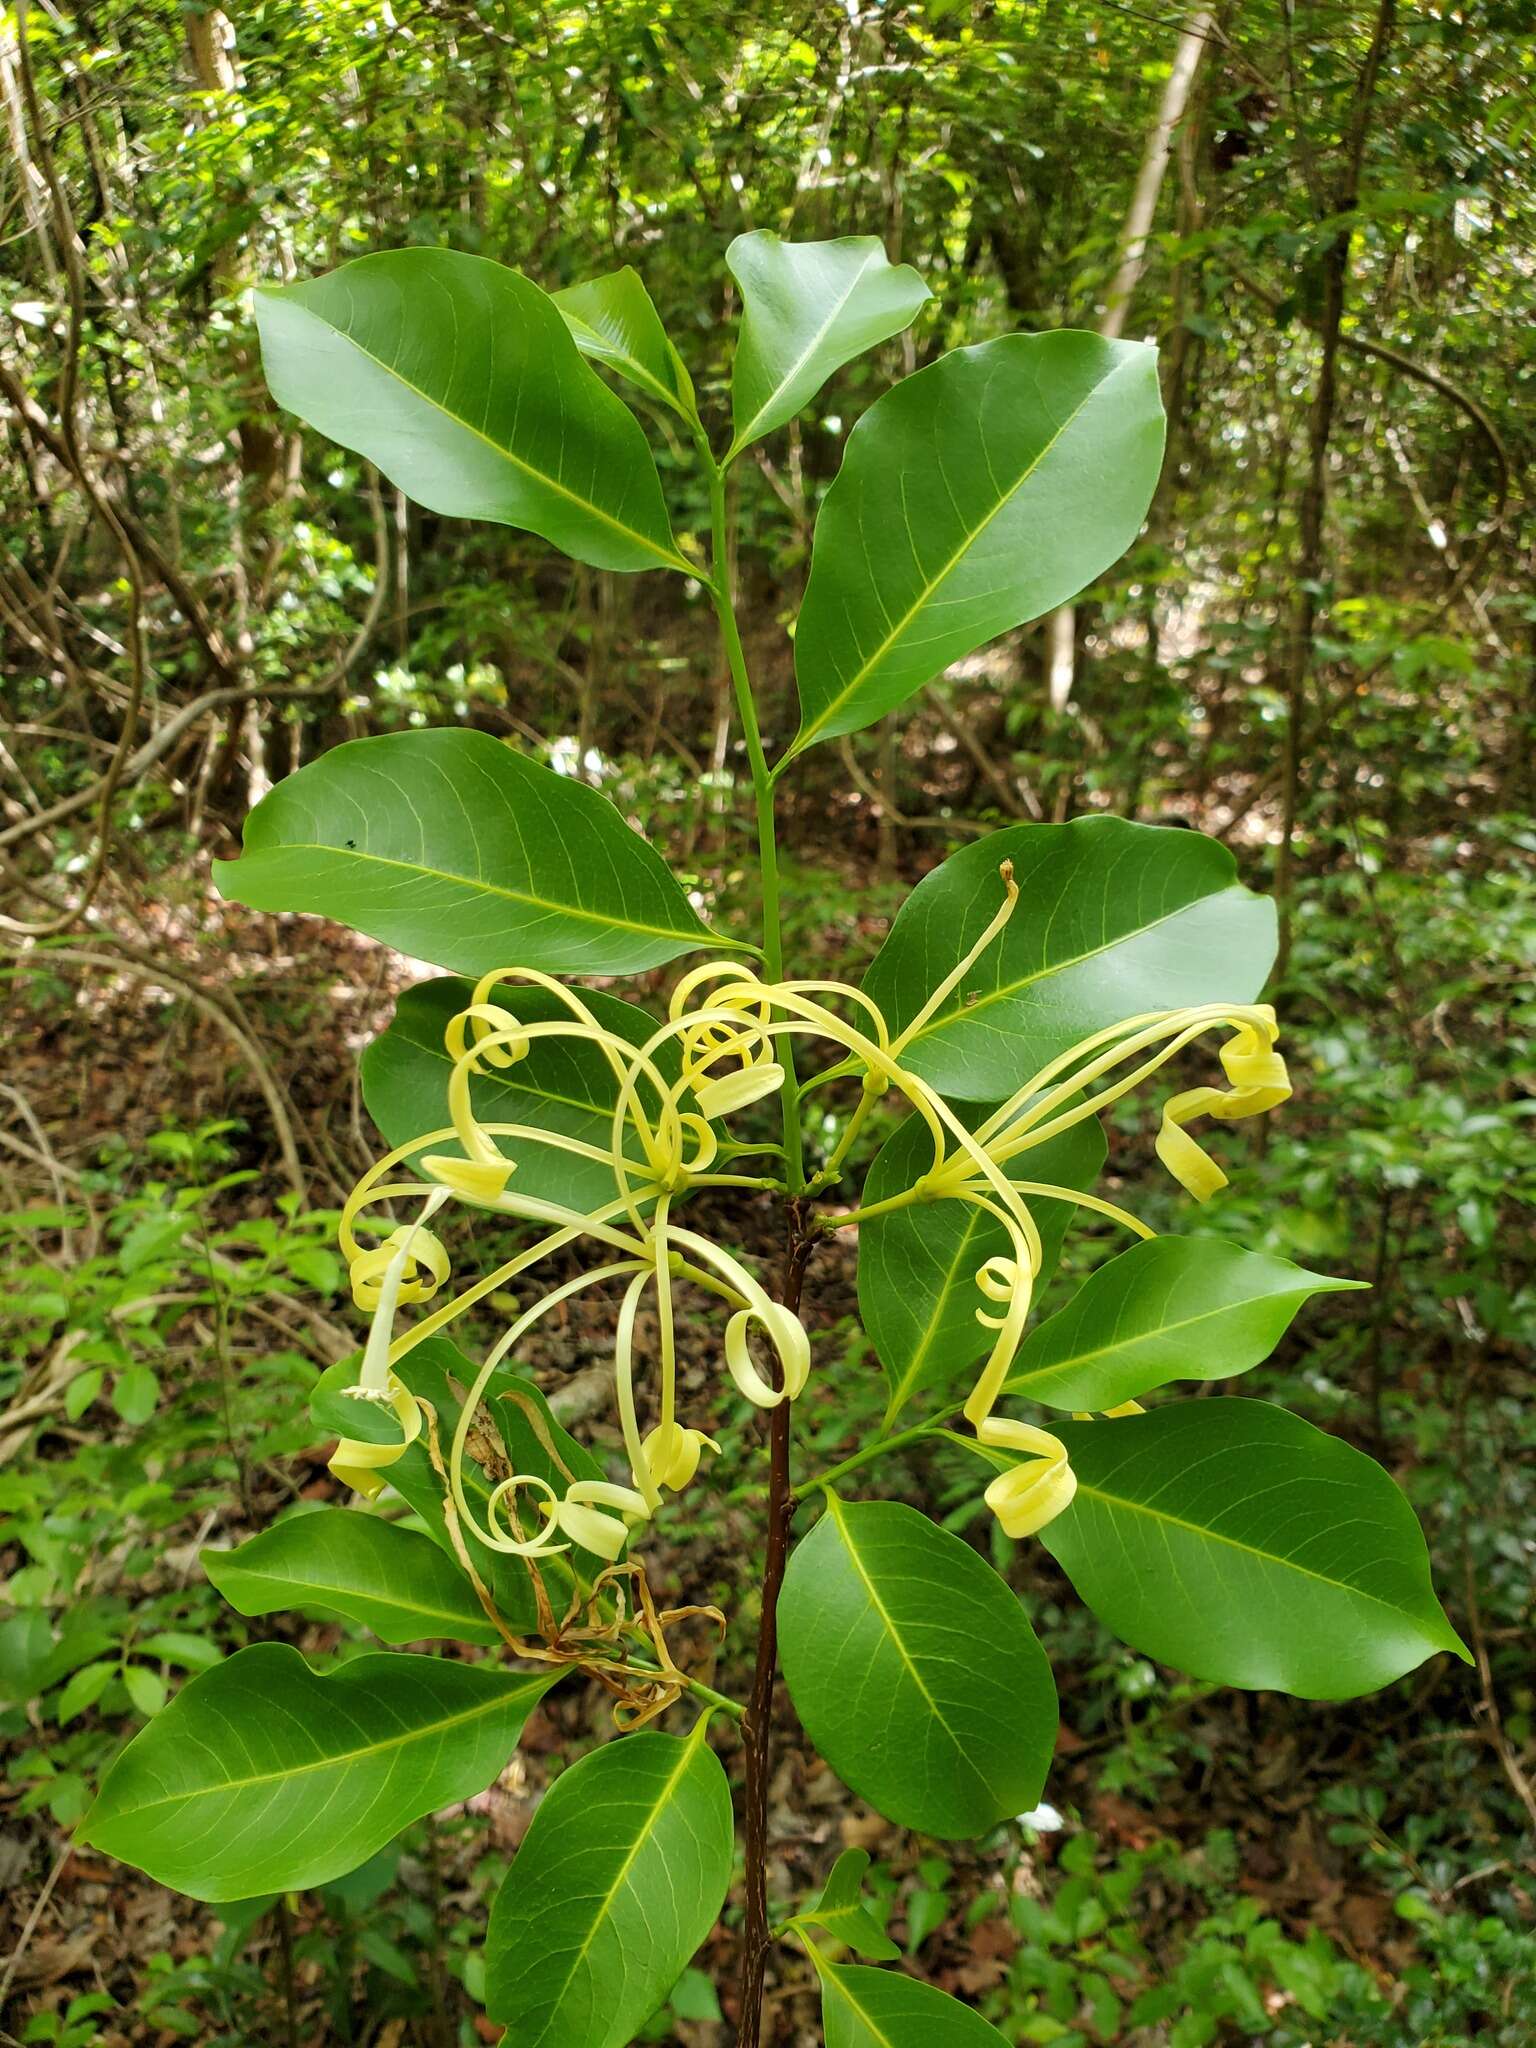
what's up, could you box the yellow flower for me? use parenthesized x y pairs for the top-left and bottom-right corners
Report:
(320, 868), (1291, 1570)
(977, 1419), (1078, 1539)
(643, 1420), (720, 1492)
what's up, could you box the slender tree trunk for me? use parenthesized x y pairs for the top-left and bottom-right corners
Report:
(1047, 8), (1214, 711)
(1273, 0), (1396, 974)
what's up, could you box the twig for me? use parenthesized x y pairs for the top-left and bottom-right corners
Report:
(921, 682), (1044, 820)
(12, 944), (306, 1196)
(0, 1837), (71, 2014)
(835, 735), (988, 841)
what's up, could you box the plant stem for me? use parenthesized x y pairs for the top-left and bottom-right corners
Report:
(272, 1895), (301, 2048)
(625, 1659), (747, 1721)
(815, 1182), (931, 1233)
(791, 1421), (944, 1502)
(703, 449), (804, 1194)
(698, 428), (808, 2048)
(736, 1208), (815, 2048)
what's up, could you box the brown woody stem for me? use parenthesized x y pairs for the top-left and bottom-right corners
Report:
(734, 1201), (815, 2048)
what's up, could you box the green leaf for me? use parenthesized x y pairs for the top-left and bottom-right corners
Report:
(860, 1113), (1106, 1425)
(122, 1666), (167, 1719)
(1005, 1237), (1366, 1411)
(137, 1632), (222, 1671)
(726, 231), (929, 459)
(361, 977), (678, 1212)
(254, 250), (687, 573)
(863, 817), (1277, 1100)
(112, 1365), (158, 1426)
(485, 1720), (734, 2044)
(813, 1956), (1012, 2047)
(56, 1660), (116, 1726)
(0, 1613), (52, 1705)
(203, 1509), (500, 1645)
(83, 1643), (558, 1899)
(554, 267), (696, 420)
(667, 1967), (723, 2022)
(64, 1367), (104, 1422)
(793, 1848), (900, 1962)
(485, 1372), (609, 1506)
(1024, 1401), (1470, 1697)
(790, 332), (1164, 751)
(213, 729), (724, 977)
(779, 1497), (1057, 1839)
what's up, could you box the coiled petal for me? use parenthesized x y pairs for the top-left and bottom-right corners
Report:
(976, 1415), (1077, 1539)
(328, 1376), (422, 1501)
(725, 1301), (811, 1407)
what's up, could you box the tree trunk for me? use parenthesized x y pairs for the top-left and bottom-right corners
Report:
(1047, 7), (1214, 711)
(1273, 0), (1397, 975)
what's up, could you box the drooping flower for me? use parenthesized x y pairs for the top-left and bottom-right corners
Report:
(325, 865), (1290, 1579)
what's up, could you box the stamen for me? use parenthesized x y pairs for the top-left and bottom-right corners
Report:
(888, 860), (1018, 1057)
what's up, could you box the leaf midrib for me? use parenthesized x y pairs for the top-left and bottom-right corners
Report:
(907, 890), (1234, 1055)
(1007, 1286), (1312, 1395)
(821, 1964), (900, 2048)
(277, 294), (688, 572)
(882, 1201), (989, 1418)
(211, 1560), (482, 1633)
(730, 245), (881, 455)
(559, 307), (679, 413)
(244, 840), (706, 947)
(826, 1499), (990, 1793)
(1068, 1475), (1431, 1623)
(100, 1684), (535, 1820)
(538, 1731), (707, 2016)
(796, 348), (1137, 749)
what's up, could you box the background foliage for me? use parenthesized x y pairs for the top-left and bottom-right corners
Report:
(1, 1), (1531, 2043)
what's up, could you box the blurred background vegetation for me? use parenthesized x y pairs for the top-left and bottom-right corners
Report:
(1, 2), (1531, 2043)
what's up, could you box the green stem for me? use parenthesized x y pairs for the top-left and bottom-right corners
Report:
(791, 1422), (945, 1501)
(625, 1657), (746, 1722)
(807, 1088), (875, 1191)
(696, 423), (813, 2048)
(816, 1180), (932, 1233)
(701, 440), (804, 1193)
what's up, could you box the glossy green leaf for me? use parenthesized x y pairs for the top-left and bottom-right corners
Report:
(485, 1720), (733, 2044)
(203, 1508), (500, 1645)
(213, 728), (724, 976)
(860, 1114), (1106, 1425)
(361, 977), (678, 1211)
(726, 231), (929, 459)
(814, 1956), (1012, 2047)
(83, 1644), (558, 1899)
(790, 332), (1164, 751)
(863, 816), (1277, 1100)
(779, 1497), (1057, 1839)
(1027, 1401), (1470, 1697)
(792, 1848), (900, 1962)
(554, 267), (696, 420)
(1005, 1236), (1366, 1411)
(255, 249), (686, 573)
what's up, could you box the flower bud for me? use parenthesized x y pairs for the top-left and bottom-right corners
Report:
(642, 1420), (719, 1492)
(694, 1061), (785, 1120)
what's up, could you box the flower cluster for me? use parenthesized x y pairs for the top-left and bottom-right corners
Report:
(330, 867), (1290, 1574)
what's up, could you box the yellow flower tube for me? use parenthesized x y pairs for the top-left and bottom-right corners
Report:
(330, 1188), (450, 1499)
